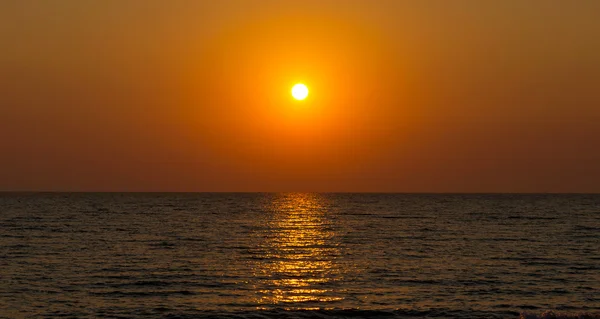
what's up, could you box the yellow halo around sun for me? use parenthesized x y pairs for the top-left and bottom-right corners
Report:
(291, 83), (309, 100)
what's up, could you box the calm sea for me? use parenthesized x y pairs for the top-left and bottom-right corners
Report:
(1, 193), (599, 318)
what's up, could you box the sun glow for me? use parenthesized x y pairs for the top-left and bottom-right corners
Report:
(291, 83), (309, 100)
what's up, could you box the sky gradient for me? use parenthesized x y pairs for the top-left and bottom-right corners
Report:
(1, 1), (599, 192)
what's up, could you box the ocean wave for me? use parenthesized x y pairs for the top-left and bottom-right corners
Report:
(126, 308), (524, 319)
(161, 309), (600, 319)
(142, 309), (600, 319)
(92, 309), (600, 319)
(520, 311), (600, 319)
(26, 308), (600, 319)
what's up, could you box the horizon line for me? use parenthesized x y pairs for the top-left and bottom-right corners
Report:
(1, 191), (599, 195)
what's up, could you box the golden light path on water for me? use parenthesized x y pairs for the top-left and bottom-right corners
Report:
(253, 193), (344, 309)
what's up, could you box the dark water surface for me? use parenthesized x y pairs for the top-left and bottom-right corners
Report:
(1, 193), (599, 318)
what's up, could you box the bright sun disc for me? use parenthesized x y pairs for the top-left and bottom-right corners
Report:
(291, 83), (309, 100)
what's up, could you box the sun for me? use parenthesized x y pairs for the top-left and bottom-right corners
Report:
(291, 83), (309, 100)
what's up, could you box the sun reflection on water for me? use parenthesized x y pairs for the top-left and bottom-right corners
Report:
(253, 193), (343, 308)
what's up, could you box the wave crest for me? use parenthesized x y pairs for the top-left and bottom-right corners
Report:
(520, 311), (600, 319)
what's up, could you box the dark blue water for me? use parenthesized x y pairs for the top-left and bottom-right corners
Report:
(1, 193), (599, 318)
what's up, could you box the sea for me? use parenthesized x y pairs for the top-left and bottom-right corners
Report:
(1, 193), (599, 319)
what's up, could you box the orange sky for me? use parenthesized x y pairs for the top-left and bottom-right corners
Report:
(1, 1), (599, 192)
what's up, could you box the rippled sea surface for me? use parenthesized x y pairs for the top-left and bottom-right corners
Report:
(1, 193), (599, 318)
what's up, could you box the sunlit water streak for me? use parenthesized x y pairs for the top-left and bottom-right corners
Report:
(252, 194), (343, 307)
(1, 193), (599, 318)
